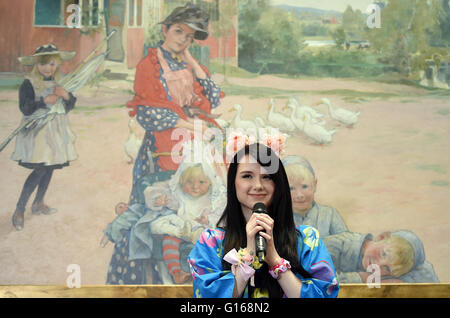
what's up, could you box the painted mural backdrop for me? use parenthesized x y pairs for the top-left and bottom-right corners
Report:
(0, 0), (449, 288)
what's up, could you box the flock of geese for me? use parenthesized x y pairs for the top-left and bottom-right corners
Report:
(219, 97), (360, 145)
(124, 97), (361, 163)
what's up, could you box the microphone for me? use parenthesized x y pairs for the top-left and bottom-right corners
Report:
(253, 202), (267, 262)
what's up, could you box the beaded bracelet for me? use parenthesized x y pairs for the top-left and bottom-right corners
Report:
(268, 258), (291, 279)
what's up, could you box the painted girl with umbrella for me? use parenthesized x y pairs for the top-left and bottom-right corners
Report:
(11, 44), (77, 231)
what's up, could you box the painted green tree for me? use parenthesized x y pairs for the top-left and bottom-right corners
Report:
(238, 0), (305, 74)
(365, 0), (446, 75)
(342, 5), (365, 40)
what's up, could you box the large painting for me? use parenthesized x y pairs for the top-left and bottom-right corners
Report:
(0, 0), (448, 290)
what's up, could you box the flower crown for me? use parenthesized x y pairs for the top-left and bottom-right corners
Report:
(225, 129), (287, 162)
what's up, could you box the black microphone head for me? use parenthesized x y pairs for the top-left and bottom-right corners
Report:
(252, 202), (267, 214)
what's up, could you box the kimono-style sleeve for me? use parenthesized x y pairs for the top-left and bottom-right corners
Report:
(296, 225), (340, 298)
(187, 228), (235, 298)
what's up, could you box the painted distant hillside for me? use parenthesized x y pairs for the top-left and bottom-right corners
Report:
(276, 5), (343, 18)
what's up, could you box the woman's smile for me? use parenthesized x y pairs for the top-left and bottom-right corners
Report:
(249, 193), (268, 198)
(235, 155), (275, 216)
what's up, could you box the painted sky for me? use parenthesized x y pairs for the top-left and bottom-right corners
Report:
(270, 0), (376, 12)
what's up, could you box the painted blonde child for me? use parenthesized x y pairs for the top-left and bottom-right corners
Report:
(323, 230), (439, 283)
(146, 161), (225, 283)
(147, 164), (221, 241)
(11, 44), (77, 231)
(282, 156), (348, 237)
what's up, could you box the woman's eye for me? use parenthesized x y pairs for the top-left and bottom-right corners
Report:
(289, 186), (295, 191)
(242, 174), (252, 179)
(302, 184), (309, 190)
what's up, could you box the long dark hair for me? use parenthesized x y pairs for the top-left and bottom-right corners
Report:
(217, 143), (311, 298)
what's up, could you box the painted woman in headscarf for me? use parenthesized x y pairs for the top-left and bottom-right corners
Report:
(104, 3), (224, 284)
(125, 3), (224, 205)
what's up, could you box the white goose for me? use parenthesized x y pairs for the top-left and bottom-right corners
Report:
(289, 97), (325, 123)
(229, 104), (258, 131)
(267, 99), (296, 133)
(282, 101), (305, 132)
(252, 115), (286, 139)
(302, 113), (337, 145)
(124, 118), (143, 164)
(320, 98), (360, 127)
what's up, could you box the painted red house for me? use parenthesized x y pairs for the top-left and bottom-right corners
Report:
(0, 0), (238, 74)
(197, 0), (238, 66)
(0, 0), (146, 73)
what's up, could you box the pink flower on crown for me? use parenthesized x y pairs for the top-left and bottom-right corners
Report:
(225, 130), (256, 161)
(260, 131), (286, 157)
